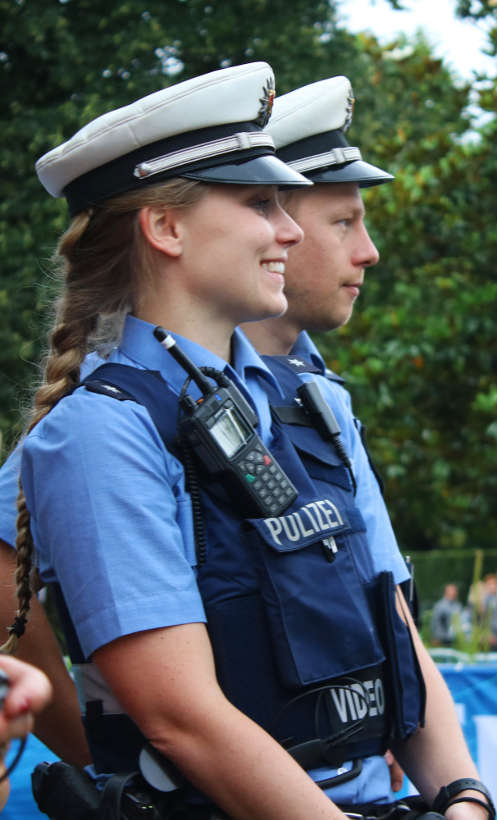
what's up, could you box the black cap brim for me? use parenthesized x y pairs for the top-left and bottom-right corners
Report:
(182, 153), (312, 188)
(305, 158), (393, 188)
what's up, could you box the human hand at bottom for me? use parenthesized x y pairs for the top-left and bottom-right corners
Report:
(0, 655), (52, 810)
(384, 749), (404, 793)
(0, 655), (52, 745)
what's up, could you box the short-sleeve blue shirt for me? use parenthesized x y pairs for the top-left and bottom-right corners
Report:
(0, 352), (104, 547)
(288, 331), (408, 584)
(0, 445), (21, 548)
(21, 316), (284, 660)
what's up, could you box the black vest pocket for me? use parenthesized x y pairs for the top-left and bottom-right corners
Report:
(282, 424), (352, 491)
(247, 507), (385, 689)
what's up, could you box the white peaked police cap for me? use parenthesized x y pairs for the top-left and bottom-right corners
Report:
(267, 76), (393, 187)
(36, 62), (311, 216)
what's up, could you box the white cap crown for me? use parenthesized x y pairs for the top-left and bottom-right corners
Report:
(266, 75), (393, 188)
(36, 62), (309, 214)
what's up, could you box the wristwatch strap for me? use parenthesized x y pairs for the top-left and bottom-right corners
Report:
(433, 779), (496, 818)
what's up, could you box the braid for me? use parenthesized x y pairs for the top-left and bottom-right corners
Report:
(1, 213), (94, 654)
(1, 178), (207, 653)
(30, 312), (96, 429)
(1, 488), (34, 654)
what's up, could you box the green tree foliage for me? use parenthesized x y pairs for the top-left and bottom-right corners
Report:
(1, 0), (496, 555)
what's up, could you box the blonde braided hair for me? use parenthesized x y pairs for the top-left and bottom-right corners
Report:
(1, 178), (206, 653)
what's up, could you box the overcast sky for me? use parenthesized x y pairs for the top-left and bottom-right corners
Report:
(338, 0), (496, 80)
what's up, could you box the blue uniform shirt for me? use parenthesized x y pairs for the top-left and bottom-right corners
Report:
(288, 331), (408, 584)
(0, 445), (21, 548)
(0, 352), (104, 547)
(21, 316), (284, 660)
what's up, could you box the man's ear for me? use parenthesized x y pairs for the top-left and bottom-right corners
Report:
(138, 206), (183, 258)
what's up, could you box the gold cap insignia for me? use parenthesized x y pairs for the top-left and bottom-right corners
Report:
(256, 78), (276, 127)
(343, 88), (355, 132)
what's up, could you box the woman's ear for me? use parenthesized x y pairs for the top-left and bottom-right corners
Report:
(138, 206), (183, 258)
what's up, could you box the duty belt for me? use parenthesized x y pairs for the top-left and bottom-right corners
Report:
(339, 797), (431, 820)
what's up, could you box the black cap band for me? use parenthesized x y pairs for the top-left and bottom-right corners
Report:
(276, 129), (349, 166)
(64, 122), (274, 216)
(276, 128), (393, 188)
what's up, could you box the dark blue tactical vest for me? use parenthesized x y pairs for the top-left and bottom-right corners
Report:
(55, 360), (425, 781)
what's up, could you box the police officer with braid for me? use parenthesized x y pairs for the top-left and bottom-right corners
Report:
(3, 63), (363, 820)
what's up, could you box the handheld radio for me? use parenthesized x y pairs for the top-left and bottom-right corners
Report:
(154, 327), (298, 517)
(297, 380), (357, 494)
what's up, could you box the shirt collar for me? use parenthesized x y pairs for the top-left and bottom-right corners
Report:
(235, 330), (285, 397)
(119, 315), (283, 397)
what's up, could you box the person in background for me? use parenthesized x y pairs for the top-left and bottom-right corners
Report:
(467, 574), (497, 646)
(0, 655), (52, 810)
(481, 574), (497, 648)
(431, 583), (465, 647)
(490, 604), (497, 650)
(481, 574), (497, 615)
(467, 580), (486, 626)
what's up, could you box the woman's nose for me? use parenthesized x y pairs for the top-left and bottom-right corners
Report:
(275, 206), (304, 248)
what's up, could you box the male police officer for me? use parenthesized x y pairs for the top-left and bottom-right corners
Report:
(242, 76), (492, 819)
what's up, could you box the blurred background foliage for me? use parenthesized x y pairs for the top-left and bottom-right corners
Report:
(0, 0), (496, 555)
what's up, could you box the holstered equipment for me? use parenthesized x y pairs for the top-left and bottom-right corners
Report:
(31, 761), (174, 820)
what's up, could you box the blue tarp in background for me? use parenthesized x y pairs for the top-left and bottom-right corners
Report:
(439, 665), (497, 800)
(2, 734), (58, 818)
(399, 664), (497, 801)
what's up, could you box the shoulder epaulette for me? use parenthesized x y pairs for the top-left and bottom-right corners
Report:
(266, 355), (321, 374)
(324, 367), (345, 385)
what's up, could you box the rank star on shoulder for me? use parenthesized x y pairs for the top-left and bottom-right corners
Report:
(288, 357), (306, 367)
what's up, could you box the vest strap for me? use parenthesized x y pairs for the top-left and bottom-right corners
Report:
(271, 404), (313, 426)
